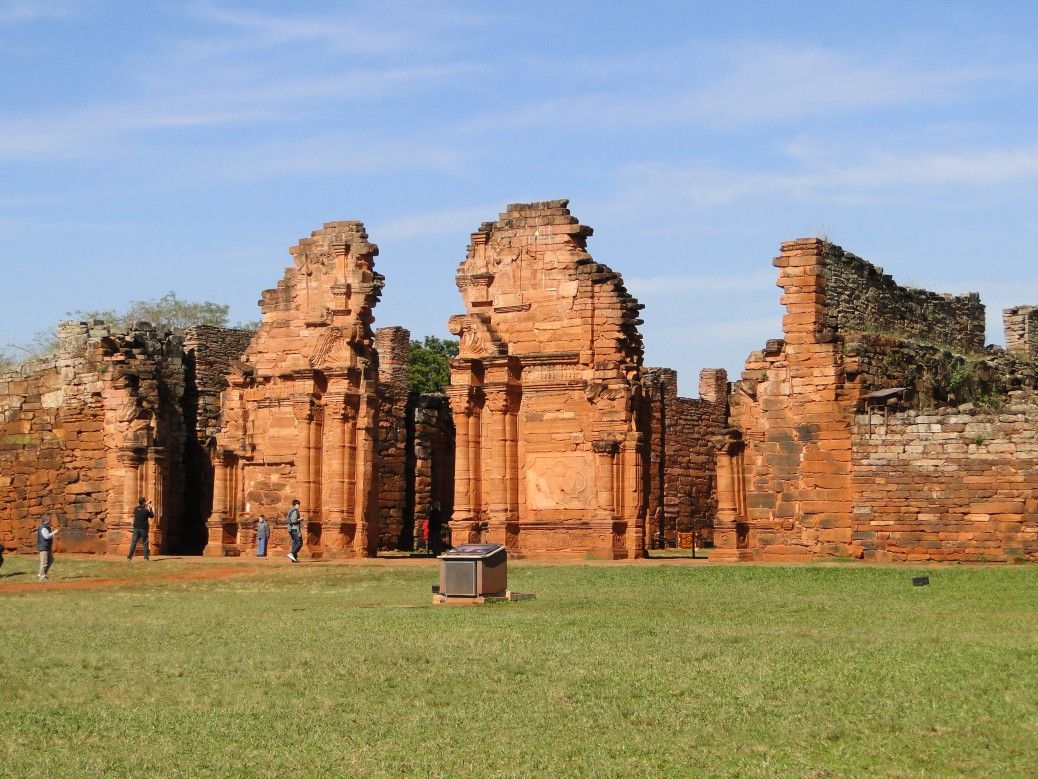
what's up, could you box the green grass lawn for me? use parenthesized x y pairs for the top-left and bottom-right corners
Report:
(1, 557), (1035, 778)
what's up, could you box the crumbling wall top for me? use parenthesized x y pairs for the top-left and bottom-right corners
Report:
(454, 199), (643, 372)
(816, 241), (985, 353)
(249, 221), (385, 376)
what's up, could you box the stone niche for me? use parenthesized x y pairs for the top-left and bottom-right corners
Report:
(445, 200), (648, 558)
(207, 222), (384, 558)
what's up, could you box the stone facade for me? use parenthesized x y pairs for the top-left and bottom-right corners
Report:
(207, 221), (384, 558)
(716, 238), (1038, 562)
(643, 367), (727, 548)
(1, 321), (195, 554)
(446, 200), (648, 558)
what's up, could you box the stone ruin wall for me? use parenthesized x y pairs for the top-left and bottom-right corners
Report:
(821, 244), (985, 352)
(0, 321), (191, 554)
(375, 326), (411, 550)
(852, 393), (1038, 562)
(718, 237), (1038, 562)
(643, 367), (727, 548)
(447, 200), (648, 558)
(410, 393), (455, 546)
(1003, 305), (1038, 357)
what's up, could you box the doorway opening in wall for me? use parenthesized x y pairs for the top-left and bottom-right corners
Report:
(645, 516), (712, 559)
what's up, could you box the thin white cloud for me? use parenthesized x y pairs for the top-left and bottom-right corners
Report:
(461, 44), (1038, 134)
(184, 3), (416, 57)
(615, 143), (1038, 210)
(0, 61), (472, 161)
(212, 134), (468, 181)
(0, 0), (76, 23)
(0, 2), (482, 161)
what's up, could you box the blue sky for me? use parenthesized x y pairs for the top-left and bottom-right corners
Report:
(1, 1), (1036, 394)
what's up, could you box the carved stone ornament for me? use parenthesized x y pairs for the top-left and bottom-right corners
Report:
(310, 327), (354, 369)
(447, 314), (504, 359)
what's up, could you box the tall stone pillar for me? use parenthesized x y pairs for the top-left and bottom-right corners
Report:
(344, 402), (358, 524)
(353, 389), (378, 557)
(484, 387), (510, 526)
(712, 430), (745, 562)
(114, 448), (142, 555)
(293, 400), (313, 513)
(621, 431), (646, 558)
(505, 400), (519, 518)
(205, 452), (230, 556)
(468, 397), (483, 526)
(321, 395), (347, 557)
(148, 447), (165, 553)
(446, 388), (477, 545)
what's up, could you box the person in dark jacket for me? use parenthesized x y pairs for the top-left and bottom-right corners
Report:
(37, 517), (59, 581)
(428, 501), (443, 556)
(127, 497), (154, 561)
(286, 500), (303, 562)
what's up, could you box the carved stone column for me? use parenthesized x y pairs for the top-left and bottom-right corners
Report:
(505, 392), (519, 518)
(292, 399), (313, 513)
(322, 395), (347, 555)
(712, 429), (746, 562)
(343, 400), (358, 524)
(483, 386), (510, 527)
(621, 431), (646, 558)
(113, 448), (143, 555)
(468, 392), (483, 525)
(446, 388), (477, 545)
(353, 389), (378, 557)
(592, 439), (620, 521)
(205, 451), (231, 556)
(147, 446), (165, 553)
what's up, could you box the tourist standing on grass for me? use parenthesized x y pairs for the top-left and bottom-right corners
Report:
(127, 497), (154, 561)
(428, 501), (443, 556)
(256, 515), (270, 557)
(286, 499), (303, 562)
(36, 517), (59, 581)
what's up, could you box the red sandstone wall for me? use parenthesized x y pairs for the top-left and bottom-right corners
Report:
(719, 239), (858, 561)
(851, 397), (1038, 561)
(0, 348), (107, 552)
(719, 237), (1038, 563)
(0, 321), (187, 554)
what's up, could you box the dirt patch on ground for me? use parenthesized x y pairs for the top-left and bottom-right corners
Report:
(0, 564), (250, 594)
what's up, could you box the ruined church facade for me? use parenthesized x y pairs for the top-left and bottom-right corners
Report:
(446, 201), (651, 558)
(207, 222), (384, 558)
